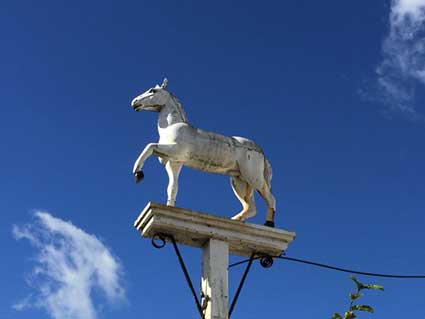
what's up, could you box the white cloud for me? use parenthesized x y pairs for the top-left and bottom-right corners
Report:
(393, 0), (425, 19)
(13, 212), (125, 319)
(376, 0), (425, 117)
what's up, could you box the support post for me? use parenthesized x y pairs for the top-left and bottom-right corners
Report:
(202, 239), (229, 319)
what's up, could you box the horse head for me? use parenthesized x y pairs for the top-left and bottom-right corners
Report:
(131, 78), (169, 112)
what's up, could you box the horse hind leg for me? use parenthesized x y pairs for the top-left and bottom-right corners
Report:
(230, 177), (256, 221)
(258, 183), (276, 227)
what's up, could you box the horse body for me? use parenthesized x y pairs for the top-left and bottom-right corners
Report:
(131, 79), (276, 227)
(160, 124), (262, 176)
(168, 125), (241, 175)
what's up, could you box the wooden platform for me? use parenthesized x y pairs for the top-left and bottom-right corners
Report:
(134, 202), (296, 257)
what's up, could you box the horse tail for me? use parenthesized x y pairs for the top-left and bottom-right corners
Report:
(263, 157), (273, 189)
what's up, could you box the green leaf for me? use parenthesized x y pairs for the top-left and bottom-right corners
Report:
(332, 313), (343, 319)
(349, 293), (362, 301)
(362, 283), (384, 291)
(349, 275), (364, 291)
(350, 305), (374, 313)
(343, 311), (357, 319)
(349, 275), (384, 291)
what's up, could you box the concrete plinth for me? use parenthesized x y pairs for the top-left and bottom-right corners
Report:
(134, 202), (295, 258)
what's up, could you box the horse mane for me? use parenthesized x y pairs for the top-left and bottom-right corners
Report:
(169, 93), (188, 123)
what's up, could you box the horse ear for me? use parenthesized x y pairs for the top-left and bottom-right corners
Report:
(161, 78), (168, 89)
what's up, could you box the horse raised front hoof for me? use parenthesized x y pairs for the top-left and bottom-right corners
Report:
(264, 221), (275, 228)
(134, 171), (144, 183)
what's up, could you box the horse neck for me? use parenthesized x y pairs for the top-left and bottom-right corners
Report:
(158, 95), (187, 129)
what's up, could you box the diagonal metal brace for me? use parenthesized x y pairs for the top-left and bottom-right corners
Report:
(152, 233), (205, 319)
(228, 253), (255, 317)
(228, 253), (275, 318)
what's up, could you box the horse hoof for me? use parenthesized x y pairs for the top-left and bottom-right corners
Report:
(134, 171), (144, 183)
(264, 221), (275, 228)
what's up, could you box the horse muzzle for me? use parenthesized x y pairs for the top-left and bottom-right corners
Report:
(132, 99), (145, 111)
(135, 105), (162, 112)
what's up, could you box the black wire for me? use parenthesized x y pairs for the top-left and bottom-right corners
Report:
(229, 255), (425, 279)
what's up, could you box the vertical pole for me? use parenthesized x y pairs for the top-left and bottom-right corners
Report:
(201, 239), (229, 319)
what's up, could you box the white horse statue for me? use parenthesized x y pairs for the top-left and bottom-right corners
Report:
(131, 79), (276, 227)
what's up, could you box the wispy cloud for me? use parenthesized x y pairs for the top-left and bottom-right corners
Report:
(13, 212), (125, 319)
(376, 0), (425, 119)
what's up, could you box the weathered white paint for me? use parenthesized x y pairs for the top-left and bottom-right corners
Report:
(131, 79), (276, 226)
(134, 202), (296, 258)
(201, 239), (229, 319)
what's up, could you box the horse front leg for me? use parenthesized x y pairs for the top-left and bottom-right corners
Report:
(165, 161), (182, 206)
(132, 143), (178, 183)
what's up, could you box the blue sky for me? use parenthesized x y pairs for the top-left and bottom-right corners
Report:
(1, 0), (425, 318)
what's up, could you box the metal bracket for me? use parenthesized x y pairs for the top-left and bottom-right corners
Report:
(200, 290), (210, 311)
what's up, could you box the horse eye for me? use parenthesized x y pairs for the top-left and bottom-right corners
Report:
(149, 89), (156, 93)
